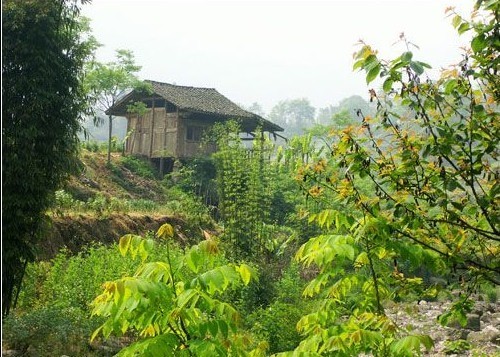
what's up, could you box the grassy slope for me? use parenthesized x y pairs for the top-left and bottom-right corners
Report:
(38, 150), (208, 259)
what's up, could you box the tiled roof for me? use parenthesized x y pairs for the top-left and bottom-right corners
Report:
(107, 80), (283, 132)
(148, 81), (253, 118)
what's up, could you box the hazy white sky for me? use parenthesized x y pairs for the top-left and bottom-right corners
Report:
(82, 0), (474, 113)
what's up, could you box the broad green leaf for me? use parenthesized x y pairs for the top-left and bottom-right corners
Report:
(177, 288), (199, 309)
(364, 54), (378, 68)
(471, 34), (487, 53)
(366, 63), (381, 84)
(218, 319), (229, 339)
(185, 247), (203, 273)
(353, 59), (364, 71)
(452, 14), (462, 28)
(119, 234), (133, 256)
(391, 335), (434, 356)
(410, 61), (424, 75)
(383, 78), (393, 92)
(116, 333), (180, 357)
(444, 79), (458, 93)
(237, 264), (253, 285)
(354, 251), (369, 268)
(457, 22), (470, 34)
(401, 51), (413, 63)
(208, 320), (218, 337)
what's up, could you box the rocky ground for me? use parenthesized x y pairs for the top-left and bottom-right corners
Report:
(386, 298), (500, 356)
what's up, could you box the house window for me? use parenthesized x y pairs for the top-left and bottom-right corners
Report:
(165, 101), (176, 113)
(186, 126), (203, 142)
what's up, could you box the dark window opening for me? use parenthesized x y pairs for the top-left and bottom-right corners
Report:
(186, 126), (203, 142)
(165, 101), (177, 113)
(143, 98), (167, 108)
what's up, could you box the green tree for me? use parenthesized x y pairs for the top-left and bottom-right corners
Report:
(285, 1), (499, 355)
(246, 102), (266, 117)
(211, 121), (275, 260)
(316, 95), (373, 126)
(85, 49), (145, 164)
(91, 224), (262, 356)
(2, 0), (94, 316)
(269, 98), (316, 136)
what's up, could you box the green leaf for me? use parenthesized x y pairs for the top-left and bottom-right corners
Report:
(446, 179), (462, 192)
(444, 79), (458, 93)
(364, 54), (378, 68)
(218, 320), (229, 339)
(177, 289), (198, 309)
(366, 63), (381, 84)
(185, 247), (203, 273)
(452, 14), (462, 28)
(457, 22), (470, 34)
(119, 234), (133, 256)
(208, 320), (218, 337)
(383, 78), (394, 93)
(401, 51), (413, 63)
(237, 264), (253, 285)
(392, 335), (434, 355)
(353, 59), (364, 71)
(410, 61), (424, 75)
(354, 251), (369, 268)
(471, 34), (487, 53)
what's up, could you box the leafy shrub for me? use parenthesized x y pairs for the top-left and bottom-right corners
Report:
(82, 140), (101, 153)
(9, 240), (193, 355)
(91, 224), (262, 355)
(275, 262), (307, 303)
(121, 154), (156, 179)
(249, 302), (303, 354)
(128, 198), (159, 213)
(443, 339), (472, 354)
(480, 283), (499, 303)
(86, 192), (111, 217)
(81, 137), (123, 154)
(19, 245), (142, 311)
(54, 189), (85, 212)
(3, 306), (99, 356)
(246, 263), (309, 354)
(167, 157), (216, 193)
(163, 186), (214, 228)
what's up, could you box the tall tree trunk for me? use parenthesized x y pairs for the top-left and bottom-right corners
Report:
(107, 115), (113, 164)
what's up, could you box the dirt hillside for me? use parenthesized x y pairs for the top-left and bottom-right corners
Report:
(36, 151), (203, 259)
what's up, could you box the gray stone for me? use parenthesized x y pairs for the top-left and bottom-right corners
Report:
(466, 313), (481, 331)
(480, 311), (499, 326)
(467, 325), (500, 345)
(459, 329), (470, 340)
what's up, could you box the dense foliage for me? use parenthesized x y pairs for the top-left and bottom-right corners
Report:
(2, 0), (93, 316)
(284, 1), (499, 355)
(91, 224), (263, 356)
(211, 122), (276, 259)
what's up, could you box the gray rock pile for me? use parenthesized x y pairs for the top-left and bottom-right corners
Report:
(386, 299), (500, 356)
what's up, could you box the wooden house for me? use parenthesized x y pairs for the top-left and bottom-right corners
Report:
(106, 80), (284, 172)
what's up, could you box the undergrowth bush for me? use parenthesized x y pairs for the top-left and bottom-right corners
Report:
(128, 198), (159, 213)
(246, 263), (309, 354)
(82, 137), (123, 154)
(7, 240), (186, 356)
(121, 154), (156, 179)
(3, 306), (99, 356)
(163, 186), (214, 228)
(249, 301), (304, 354)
